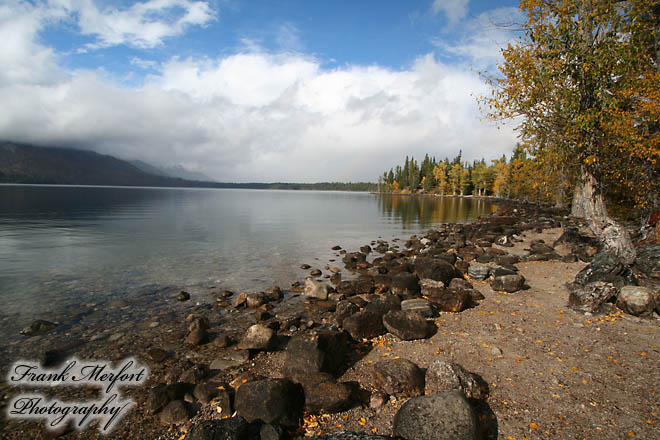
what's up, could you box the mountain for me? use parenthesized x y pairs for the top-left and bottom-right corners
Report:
(130, 160), (215, 182)
(0, 142), (377, 191)
(0, 142), (192, 187)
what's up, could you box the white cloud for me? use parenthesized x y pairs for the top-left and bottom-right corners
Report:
(431, 0), (469, 25)
(0, 1), (519, 183)
(434, 7), (525, 70)
(55, 0), (215, 49)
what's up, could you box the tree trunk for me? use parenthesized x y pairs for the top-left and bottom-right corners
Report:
(571, 168), (636, 264)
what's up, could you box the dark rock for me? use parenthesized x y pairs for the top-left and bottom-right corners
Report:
(159, 400), (192, 425)
(568, 281), (618, 313)
(372, 358), (425, 397)
(634, 245), (660, 277)
(261, 423), (284, 440)
(414, 259), (461, 285)
(491, 274), (525, 293)
(393, 392), (478, 440)
(177, 291), (191, 301)
(493, 266), (517, 277)
(364, 294), (401, 316)
(246, 292), (269, 308)
(342, 310), (386, 340)
(426, 288), (471, 313)
(562, 254), (579, 263)
(147, 348), (170, 363)
(333, 301), (360, 327)
(281, 330), (349, 381)
(390, 272), (420, 296)
(232, 292), (248, 308)
(360, 245), (372, 253)
(310, 433), (395, 440)
(146, 383), (187, 414)
(213, 334), (234, 348)
(301, 264), (312, 270)
(616, 286), (657, 316)
(530, 240), (555, 254)
(238, 324), (275, 350)
(467, 263), (490, 281)
(20, 319), (57, 336)
(454, 260), (469, 274)
(574, 251), (636, 288)
(425, 360), (486, 399)
(466, 289), (485, 302)
(448, 278), (472, 290)
(235, 378), (304, 427)
(311, 269), (323, 277)
(179, 364), (209, 384)
(332, 245), (342, 250)
(185, 327), (209, 346)
(187, 417), (249, 440)
(383, 310), (428, 340)
(493, 254), (519, 265)
(303, 374), (353, 414)
(475, 255), (494, 263)
(193, 382), (231, 404)
(400, 298), (433, 317)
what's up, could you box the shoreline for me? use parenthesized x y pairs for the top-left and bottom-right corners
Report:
(1, 202), (659, 439)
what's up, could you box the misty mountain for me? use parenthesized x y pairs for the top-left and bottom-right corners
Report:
(0, 142), (194, 187)
(130, 160), (215, 182)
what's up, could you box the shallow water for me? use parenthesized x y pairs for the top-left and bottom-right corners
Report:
(0, 185), (495, 325)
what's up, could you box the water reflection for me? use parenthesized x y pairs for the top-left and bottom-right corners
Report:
(377, 194), (496, 226)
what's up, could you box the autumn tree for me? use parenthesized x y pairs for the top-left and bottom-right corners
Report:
(448, 163), (463, 195)
(433, 162), (449, 195)
(484, 0), (660, 263)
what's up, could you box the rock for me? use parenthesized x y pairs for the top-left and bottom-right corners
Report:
(568, 281), (618, 313)
(425, 360), (486, 399)
(261, 423), (284, 440)
(360, 245), (372, 253)
(301, 264), (311, 269)
(333, 301), (360, 326)
(491, 274), (525, 293)
(311, 269), (323, 277)
(332, 245), (342, 250)
(20, 319), (57, 336)
(372, 358), (425, 397)
(187, 417), (249, 440)
(212, 334), (234, 348)
(210, 351), (250, 371)
(634, 244), (660, 277)
(159, 400), (192, 425)
(281, 330), (349, 381)
(235, 378), (304, 427)
(311, 433), (395, 440)
(574, 251), (636, 288)
(177, 291), (191, 301)
(530, 240), (555, 254)
(467, 263), (490, 281)
(382, 310), (428, 340)
(364, 294), (401, 316)
(393, 392), (478, 440)
(238, 324), (276, 351)
(146, 383), (187, 414)
(188, 317), (210, 332)
(193, 382), (227, 404)
(185, 327), (209, 346)
(419, 278), (445, 294)
(370, 391), (389, 409)
(400, 298), (433, 317)
(303, 374), (353, 414)
(616, 286), (657, 316)
(232, 292), (248, 308)
(304, 278), (330, 300)
(390, 272), (420, 296)
(426, 289), (471, 313)
(146, 348), (169, 363)
(414, 259), (461, 285)
(179, 364), (209, 384)
(448, 278), (472, 290)
(246, 292), (269, 308)
(342, 310), (386, 340)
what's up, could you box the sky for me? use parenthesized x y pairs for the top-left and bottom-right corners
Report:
(0, 0), (526, 183)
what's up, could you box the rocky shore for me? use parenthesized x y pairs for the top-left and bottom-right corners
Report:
(1, 203), (660, 440)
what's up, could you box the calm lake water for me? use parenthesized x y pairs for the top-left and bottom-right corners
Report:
(0, 185), (495, 324)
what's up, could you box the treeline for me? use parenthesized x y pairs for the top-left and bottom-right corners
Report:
(379, 150), (514, 199)
(213, 182), (378, 191)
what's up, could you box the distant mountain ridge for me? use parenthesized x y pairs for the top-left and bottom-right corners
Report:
(0, 142), (377, 191)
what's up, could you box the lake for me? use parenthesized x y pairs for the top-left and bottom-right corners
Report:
(0, 185), (495, 337)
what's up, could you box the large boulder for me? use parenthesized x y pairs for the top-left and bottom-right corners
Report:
(425, 360), (486, 399)
(491, 274), (525, 293)
(372, 358), (425, 397)
(426, 289), (471, 313)
(281, 330), (349, 381)
(400, 298), (433, 317)
(573, 251), (636, 288)
(391, 273), (421, 296)
(568, 281), (618, 313)
(159, 400), (192, 425)
(414, 259), (461, 285)
(616, 286), (657, 316)
(342, 310), (386, 340)
(235, 378), (304, 427)
(187, 417), (249, 440)
(302, 373), (353, 414)
(382, 310), (428, 341)
(467, 263), (490, 281)
(393, 392), (478, 440)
